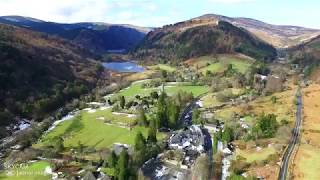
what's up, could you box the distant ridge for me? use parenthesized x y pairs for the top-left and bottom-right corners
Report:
(193, 14), (320, 48)
(0, 15), (152, 54)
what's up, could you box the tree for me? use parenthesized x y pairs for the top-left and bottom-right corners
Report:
(117, 149), (129, 180)
(137, 108), (148, 126)
(150, 91), (159, 99)
(107, 151), (118, 168)
(192, 107), (200, 124)
(135, 132), (146, 151)
(161, 70), (168, 80)
(271, 96), (277, 104)
(78, 141), (85, 154)
(54, 137), (64, 152)
(168, 101), (180, 129)
(147, 127), (157, 144)
(157, 91), (168, 127)
(120, 96), (125, 109)
(213, 135), (218, 154)
(256, 114), (279, 138)
(222, 126), (234, 143)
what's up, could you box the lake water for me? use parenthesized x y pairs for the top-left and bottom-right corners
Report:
(102, 62), (145, 73)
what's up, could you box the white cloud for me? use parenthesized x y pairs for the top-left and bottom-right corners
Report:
(0, 0), (114, 22)
(0, 0), (177, 27)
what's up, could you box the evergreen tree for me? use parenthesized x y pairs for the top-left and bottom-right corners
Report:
(120, 96), (126, 109)
(147, 127), (157, 143)
(134, 132), (146, 151)
(107, 151), (118, 168)
(117, 150), (129, 180)
(168, 101), (180, 129)
(137, 108), (148, 126)
(157, 91), (168, 127)
(54, 137), (64, 152)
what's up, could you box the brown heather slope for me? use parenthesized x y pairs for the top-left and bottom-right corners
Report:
(0, 24), (106, 127)
(194, 14), (320, 48)
(292, 84), (320, 180)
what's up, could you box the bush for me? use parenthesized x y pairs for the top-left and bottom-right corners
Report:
(252, 114), (279, 138)
(229, 157), (250, 175)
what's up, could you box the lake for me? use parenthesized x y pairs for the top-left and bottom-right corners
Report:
(102, 62), (145, 73)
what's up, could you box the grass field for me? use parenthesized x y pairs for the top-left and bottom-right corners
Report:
(201, 93), (223, 108)
(0, 161), (51, 180)
(36, 109), (164, 149)
(293, 84), (320, 180)
(215, 87), (296, 123)
(185, 55), (254, 75)
(148, 64), (177, 72)
(236, 147), (276, 163)
(124, 70), (156, 82)
(111, 80), (209, 100)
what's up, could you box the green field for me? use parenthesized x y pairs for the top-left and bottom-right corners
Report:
(189, 55), (253, 74)
(36, 110), (164, 149)
(148, 64), (177, 72)
(236, 147), (276, 163)
(111, 80), (209, 100)
(0, 161), (51, 180)
(201, 63), (224, 74)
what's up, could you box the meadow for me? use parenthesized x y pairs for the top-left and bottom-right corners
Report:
(185, 55), (254, 75)
(35, 109), (164, 150)
(110, 80), (209, 100)
(0, 161), (51, 180)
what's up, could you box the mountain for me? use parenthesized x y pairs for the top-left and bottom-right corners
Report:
(0, 16), (151, 54)
(133, 19), (277, 62)
(288, 35), (320, 65)
(0, 23), (105, 128)
(194, 14), (320, 48)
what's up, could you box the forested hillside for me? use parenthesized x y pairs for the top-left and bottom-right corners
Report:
(0, 24), (105, 128)
(133, 21), (277, 63)
(0, 16), (150, 54)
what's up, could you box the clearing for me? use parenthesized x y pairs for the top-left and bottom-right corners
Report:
(184, 54), (254, 74)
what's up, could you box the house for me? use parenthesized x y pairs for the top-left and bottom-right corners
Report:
(112, 143), (133, 155)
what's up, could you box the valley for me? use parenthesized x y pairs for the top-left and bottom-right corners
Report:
(0, 8), (319, 180)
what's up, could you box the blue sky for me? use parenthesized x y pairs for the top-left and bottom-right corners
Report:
(0, 0), (319, 28)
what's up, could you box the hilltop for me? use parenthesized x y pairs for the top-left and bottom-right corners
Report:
(132, 19), (277, 62)
(195, 14), (320, 48)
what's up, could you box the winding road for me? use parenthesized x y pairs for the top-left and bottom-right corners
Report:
(278, 89), (303, 180)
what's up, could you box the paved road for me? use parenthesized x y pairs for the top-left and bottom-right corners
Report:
(278, 89), (303, 180)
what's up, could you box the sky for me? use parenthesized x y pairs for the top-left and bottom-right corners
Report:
(0, 0), (319, 29)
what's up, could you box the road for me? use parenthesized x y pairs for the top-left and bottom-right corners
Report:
(278, 89), (303, 180)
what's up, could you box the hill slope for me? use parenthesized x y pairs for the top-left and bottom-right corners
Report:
(194, 14), (320, 48)
(0, 24), (104, 127)
(0, 16), (151, 54)
(133, 20), (277, 62)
